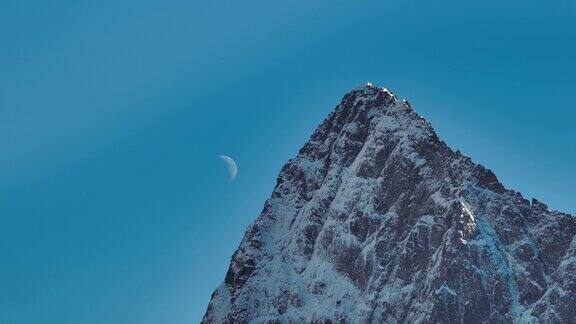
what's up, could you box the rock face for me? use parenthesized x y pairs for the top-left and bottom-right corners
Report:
(203, 84), (576, 323)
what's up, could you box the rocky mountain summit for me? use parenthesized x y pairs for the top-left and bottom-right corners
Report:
(203, 84), (576, 323)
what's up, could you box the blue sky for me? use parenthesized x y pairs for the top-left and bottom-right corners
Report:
(1, 0), (574, 323)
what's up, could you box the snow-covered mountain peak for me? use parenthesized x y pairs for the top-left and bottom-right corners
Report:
(203, 84), (575, 323)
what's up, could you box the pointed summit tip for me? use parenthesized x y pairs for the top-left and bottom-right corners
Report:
(358, 81), (376, 90)
(351, 82), (374, 92)
(355, 82), (383, 91)
(353, 82), (397, 100)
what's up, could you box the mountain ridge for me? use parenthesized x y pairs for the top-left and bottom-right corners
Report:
(203, 83), (575, 323)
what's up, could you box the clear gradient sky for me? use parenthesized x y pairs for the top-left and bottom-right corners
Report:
(1, 0), (575, 323)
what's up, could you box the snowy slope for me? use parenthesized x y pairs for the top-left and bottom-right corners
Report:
(203, 84), (576, 323)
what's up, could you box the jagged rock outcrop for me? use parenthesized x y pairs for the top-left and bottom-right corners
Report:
(203, 83), (576, 323)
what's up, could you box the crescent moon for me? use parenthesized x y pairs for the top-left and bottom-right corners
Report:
(218, 155), (238, 181)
